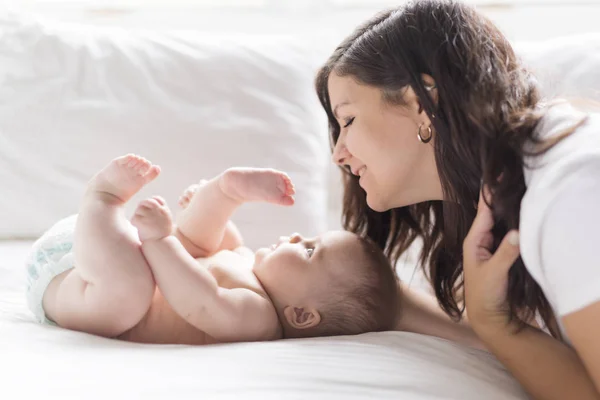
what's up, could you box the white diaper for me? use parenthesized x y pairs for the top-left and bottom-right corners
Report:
(25, 214), (78, 325)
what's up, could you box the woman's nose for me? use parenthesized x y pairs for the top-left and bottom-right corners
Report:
(332, 140), (351, 166)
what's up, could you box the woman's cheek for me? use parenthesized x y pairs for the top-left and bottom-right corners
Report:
(345, 127), (362, 155)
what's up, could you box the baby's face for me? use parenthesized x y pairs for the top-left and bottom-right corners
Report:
(253, 231), (364, 308)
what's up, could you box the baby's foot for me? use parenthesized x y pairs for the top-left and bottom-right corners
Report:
(219, 168), (295, 206)
(88, 154), (161, 204)
(131, 196), (173, 241)
(178, 180), (208, 209)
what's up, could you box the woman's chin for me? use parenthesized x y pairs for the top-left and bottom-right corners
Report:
(365, 193), (389, 212)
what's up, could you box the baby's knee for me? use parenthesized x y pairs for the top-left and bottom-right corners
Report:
(95, 274), (155, 335)
(114, 272), (155, 310)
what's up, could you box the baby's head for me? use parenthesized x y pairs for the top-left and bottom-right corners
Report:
(253, 231), (398, 338)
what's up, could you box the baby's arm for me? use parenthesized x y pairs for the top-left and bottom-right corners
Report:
(175, 168), (295, 258)
(131, 197), (279, 342)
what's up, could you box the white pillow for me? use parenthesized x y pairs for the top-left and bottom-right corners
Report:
(0, 13), (330, 250)
(515, 34), (600, 101)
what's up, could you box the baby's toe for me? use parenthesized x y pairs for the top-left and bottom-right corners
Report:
(117, 154), (137, 166)
(282, 175), (295, 196)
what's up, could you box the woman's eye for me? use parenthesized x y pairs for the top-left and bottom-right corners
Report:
(306, 248), (314, 258)
(343, 117), (355, 128)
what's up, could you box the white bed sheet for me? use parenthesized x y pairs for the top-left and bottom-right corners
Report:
(0, 241), (528, 400)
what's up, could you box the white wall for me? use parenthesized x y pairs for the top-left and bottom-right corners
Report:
(6, 2), (600, 43)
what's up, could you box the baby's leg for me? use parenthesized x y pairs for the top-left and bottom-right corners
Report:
(175, 168), (295, 257)
(43, 155), (160, 337)
(176, 182), (244, 256)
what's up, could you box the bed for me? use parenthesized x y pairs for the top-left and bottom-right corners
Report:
(1, 240), (528, 399)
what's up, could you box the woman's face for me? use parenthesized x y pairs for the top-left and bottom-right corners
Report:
(328, 73), (443, 211)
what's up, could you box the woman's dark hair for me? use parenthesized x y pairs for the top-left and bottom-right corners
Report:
(315, 0), (585, 336)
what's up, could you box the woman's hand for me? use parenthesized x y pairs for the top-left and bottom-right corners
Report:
(462, 187), (521, 333)
(462, 187), (600, 400)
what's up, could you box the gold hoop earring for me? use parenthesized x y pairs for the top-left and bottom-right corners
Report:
(417, 124), (433, 144)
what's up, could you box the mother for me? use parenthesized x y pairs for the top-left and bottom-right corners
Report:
(316, 0), (600, 398)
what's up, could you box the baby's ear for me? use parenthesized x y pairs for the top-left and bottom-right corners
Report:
(283, 306), (321, 330)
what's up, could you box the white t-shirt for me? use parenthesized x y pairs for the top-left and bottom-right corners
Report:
(520, 101), (600, 332)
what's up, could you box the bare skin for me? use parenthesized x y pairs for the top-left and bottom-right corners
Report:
(41, 155), (292, 342)
(43, 155), (302, 344)
(42, 154), (160, 337)
(127, 167), (295, 343)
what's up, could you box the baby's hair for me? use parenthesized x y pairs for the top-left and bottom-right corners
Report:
(308, 236), (399, 337)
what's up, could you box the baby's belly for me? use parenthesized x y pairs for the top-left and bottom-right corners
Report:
(118, 290), (217, 345)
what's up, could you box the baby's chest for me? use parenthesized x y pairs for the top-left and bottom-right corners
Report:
(198, 250), (264, 294)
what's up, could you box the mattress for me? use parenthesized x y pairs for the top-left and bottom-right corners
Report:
(0, 240), (528, 400)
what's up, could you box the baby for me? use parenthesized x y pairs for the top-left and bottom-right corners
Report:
(27, 154), (398, 344)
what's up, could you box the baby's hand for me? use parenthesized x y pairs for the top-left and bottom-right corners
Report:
(178, 180), (208, 209)
(131, 196), (173, 241)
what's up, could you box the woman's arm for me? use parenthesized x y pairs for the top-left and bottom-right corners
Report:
(564, 302), (600, 395)
(541, 171), (600, 395)
(462, 187), (600, 400)
(395, 281), (486, 350)
(475, 318), (599, 400)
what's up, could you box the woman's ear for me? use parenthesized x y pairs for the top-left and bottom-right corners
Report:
(418, 73), (439, 114)
(283, 306), (321, 330)
(421, 73), (437, 91)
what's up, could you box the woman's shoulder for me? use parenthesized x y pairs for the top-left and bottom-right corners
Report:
(536, 98), (600, 129)
(519, 100), (600, 291)
(524, 99), (600, 180)
(533, 99), (598, 142)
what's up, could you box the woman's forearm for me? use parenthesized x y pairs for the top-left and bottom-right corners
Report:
(476, 321), (599, 400)
(395, 282), (486, 350)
